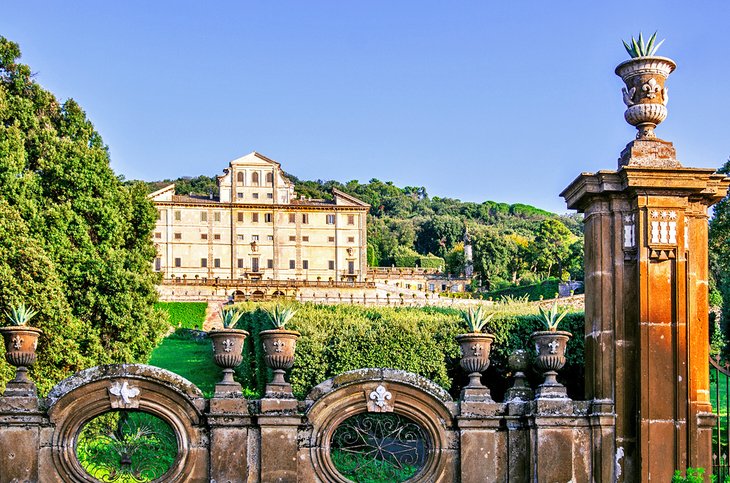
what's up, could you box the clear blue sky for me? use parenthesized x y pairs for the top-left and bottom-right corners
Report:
(3, 1), (728, 212)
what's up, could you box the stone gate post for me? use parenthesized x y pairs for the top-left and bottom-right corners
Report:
(561, 52), (730, 481)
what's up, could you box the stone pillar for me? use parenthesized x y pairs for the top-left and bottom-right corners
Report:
(0, 395), (44, 483)
(562, 138), (729, 480)
(208, 395), (252, 483)
(457, 400), (507, 482)
(258, 398), (300, 483)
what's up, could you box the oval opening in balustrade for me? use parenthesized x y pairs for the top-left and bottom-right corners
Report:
(75, 410), (178, 482)
(330, 412), (430, 482)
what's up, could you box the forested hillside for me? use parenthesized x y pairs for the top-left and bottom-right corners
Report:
(144, 173), (583, 290)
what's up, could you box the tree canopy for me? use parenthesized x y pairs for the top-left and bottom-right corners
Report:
(709, 158), (730, 350)
(0, 37), (166, 393)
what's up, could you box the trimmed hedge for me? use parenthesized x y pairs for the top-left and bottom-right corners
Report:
(484, 278), (561, 302)
(155, 302), (207, 330)
(232, 302), (584, 400)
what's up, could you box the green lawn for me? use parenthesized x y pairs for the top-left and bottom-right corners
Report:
(155, 302), (208, 330)
(148, 336), (219, 398)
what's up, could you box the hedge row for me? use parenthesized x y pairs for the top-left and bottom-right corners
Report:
(231, 302), (584, 400)
(483, 278), (561, 302)
(155, 302), (207, 330)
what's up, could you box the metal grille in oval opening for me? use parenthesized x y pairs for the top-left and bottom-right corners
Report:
(330, 412), (430, 482)
(75, 410), (178, 482)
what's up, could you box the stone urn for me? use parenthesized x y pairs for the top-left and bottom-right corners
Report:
(209, 328), (249, 392)
(615, 56), (676, 139)
(531, 330), (571, 398)
(0, 326), (42, 395)
(260, 329), (300, 396)
(456, 332), (495, 388)
(504, 349), (533, 402)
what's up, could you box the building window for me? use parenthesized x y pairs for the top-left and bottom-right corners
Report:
(174, 233), (182, 240)
(237, 212), (244, 222)
(214, 212), (221, 222)
(253, 193), (259, 199)
(252, 172), (260, 186)
(348, 236), (355, 243)
(252, 213), (259, 223)
(154, 258), (161, 271)
(267, 235), (273, 241)
(348, 214), (355, 225)
(201, 258), (208, 268)
(302, 214), (309, 224)
(174, 257), (181, 268)
(267, 259), (273, 269)
(289, 260), (295, 269)
(174, 211), (181, 221)
(237, 234), (244, 241)
(303, 260), (309, 270)
(289, 213), (296, 223)
(237, 172), (244, 184)
(264, 213), (272, 223)
(252, 235), (259, 241)
(214, 234), (221, 240)
(266, 172), (273, 185)
(154, 232), (161, 239)
(201, 234), (208, 240)
(348, 261), (355, 274)
(237, 192), (244, 199)
(237, 258), (244, 268)
(251, 258), (260, 272)
(289, 236), (296, 242)
(201, 212), (207, 222)
(328, 260), (335, 270)
(302, 236), (309, 242)
(267, 193), (273, 199)
(326, 214), (335, 224)
(328, 236), (335, 243)
(214, 258), (221, 268)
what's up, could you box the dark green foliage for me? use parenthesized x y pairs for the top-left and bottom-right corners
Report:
(231, 302), (584, 400)
(418, 253), (445, 269)
(155, 302), (207, 330)
(710, 159), (730, 353)
(145, 175), (218, 198)
(0, 37), (166, 394)
(392, 246), (420, 267)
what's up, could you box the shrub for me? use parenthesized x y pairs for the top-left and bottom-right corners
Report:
(232, 302), (584, 400)
(419, 254), (445, 270)
(155, 302), (207, 330)
(484, 278), (561, 302)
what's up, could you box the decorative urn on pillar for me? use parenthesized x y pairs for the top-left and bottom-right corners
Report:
(209, 306), (249, 394)
(0, 304), (43, 396)
(259, 305), (300, 397)
(456, 306), (496, 401)
(531, 301), (571, 399)
(616, 32), (675, 140)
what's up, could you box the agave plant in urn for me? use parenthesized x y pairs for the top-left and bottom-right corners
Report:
(260, 305), (300, 397)
(209, 306), (249, 394)
(532, 301), (571, 399)
(1, 303), (43, 396)
(456, 306), (496, 401)
(616, 32), (679, 169)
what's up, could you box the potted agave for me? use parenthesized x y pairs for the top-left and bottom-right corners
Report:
(209, 306), (249, 392)
(616, 32), (675, 140)
(456, 306), (496, 390)
(260, 305), (300, 396)
(532, 301), (571, 398)
(1, 303), (43, 395)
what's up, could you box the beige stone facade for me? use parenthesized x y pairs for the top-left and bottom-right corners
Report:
(149, 152), (369, 283)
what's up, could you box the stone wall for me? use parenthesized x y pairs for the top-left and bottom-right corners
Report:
(0, 364), (602, 482)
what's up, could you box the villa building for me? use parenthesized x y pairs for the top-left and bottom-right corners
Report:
(149, 152), (369, 284)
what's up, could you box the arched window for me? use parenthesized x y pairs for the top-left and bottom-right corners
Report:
(252, 172), (260, 186)
(237, 172), (244, 184)
(266, 172), (273, 185)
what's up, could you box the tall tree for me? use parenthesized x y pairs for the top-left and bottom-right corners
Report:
(529, 219), (575, 279)
(709, 158), (730, 347)
(0, 37), (166, 393)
